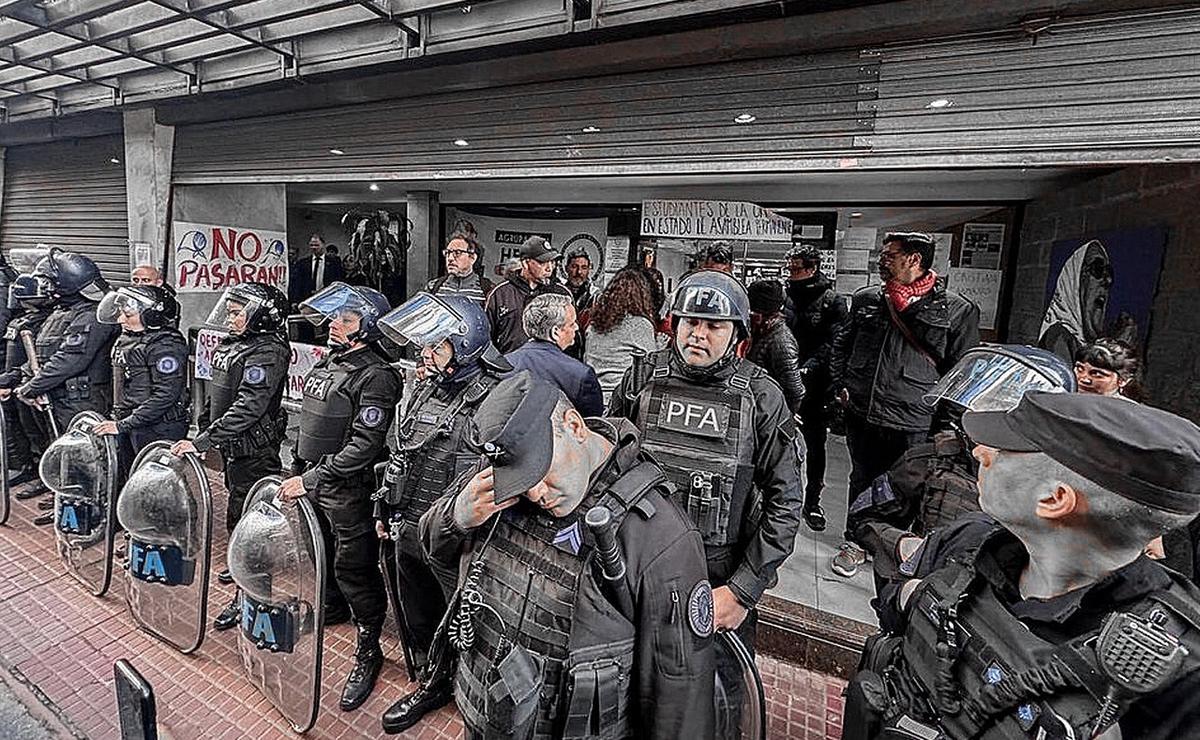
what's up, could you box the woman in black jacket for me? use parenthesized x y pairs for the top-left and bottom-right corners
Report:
(746, 280), (807, 414)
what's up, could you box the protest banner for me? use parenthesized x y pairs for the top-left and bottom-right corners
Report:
(172, 221), (289, 293)
(640, 199), (793, 242)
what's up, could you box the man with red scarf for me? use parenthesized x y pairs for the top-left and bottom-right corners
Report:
(828, 232), (979, 578)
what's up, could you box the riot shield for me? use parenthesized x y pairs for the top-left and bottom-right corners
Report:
(714, 632), (766, 740)
(39, 411), (119, 596)
(228, 476), (325, 733)
(0, 401), (9, 526)
(117, 442), (213, 654)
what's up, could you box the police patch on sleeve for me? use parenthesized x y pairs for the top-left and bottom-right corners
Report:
(156, 355), (181, 374)
(359, 406), (385, 428)
(64, 332), (85, 348)
(687, 580), (715, 638)
(243, 365), (267, 385)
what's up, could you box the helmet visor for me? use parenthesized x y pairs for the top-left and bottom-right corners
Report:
(204, 289), (267, 334)
(97, 288), (154, 324)
(298, 282), (381, 327)
(924, 348), (1067, 412)
(8, 246), (51, 275)
(378, 292), (467, 348)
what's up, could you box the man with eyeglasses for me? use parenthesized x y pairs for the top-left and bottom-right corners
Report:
(426, 231), (494, 305)
(828, 232), (980, 578)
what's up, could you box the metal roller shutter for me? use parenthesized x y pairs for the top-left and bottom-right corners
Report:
(1, 136), (130, 283)
(172, 50), (879, 183)
(860, 8), (1200, 163)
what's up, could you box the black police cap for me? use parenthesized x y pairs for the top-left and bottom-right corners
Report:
(471, 371), (564, 503)
(964, 392), (1200, 515)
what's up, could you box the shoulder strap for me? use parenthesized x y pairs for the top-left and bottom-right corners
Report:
(597, 460), (666, 525)
(884, 298), (938, 368)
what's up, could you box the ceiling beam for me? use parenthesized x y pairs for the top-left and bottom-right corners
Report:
(147, 0), (296, 62)
(352, 0), (419, 38)
(0, 48), (120, 91)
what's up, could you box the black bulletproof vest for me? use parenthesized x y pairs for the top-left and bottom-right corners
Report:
(454, 461), (661, 740)
(111, 329), (189, 420)
(296, 357), (354, 461)
(635, 353), (756, 547)
(35, 300), (113, 405)
(383, 373), (498, 528)
(917, 432), (981, 536)
(4, 309), (48, 374)
(883, 552), (1200, 739)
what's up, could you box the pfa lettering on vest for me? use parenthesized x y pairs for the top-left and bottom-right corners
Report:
(303, 370), (334, 400)
(658, 396), (730, 439)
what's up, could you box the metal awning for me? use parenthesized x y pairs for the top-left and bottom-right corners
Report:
(0, 0), (791, 122)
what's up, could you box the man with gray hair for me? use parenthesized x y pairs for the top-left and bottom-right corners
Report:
(844, 392), (1200, 740)
(503, 292), (603, 416)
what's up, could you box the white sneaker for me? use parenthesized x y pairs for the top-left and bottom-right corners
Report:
(831, 542), (867, 578)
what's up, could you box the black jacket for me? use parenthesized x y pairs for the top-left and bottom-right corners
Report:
(785, 273), (847, 384)
(608, 350), (805, 607)
(830, 277), (980, 432)
(289, 253), (346, 304)
(420, 418), (715, 739)
(747, 315), (806, 414)
(193, 333), (290, 454)
(484, 274), (571, 354)
(111, 328), (190, 433)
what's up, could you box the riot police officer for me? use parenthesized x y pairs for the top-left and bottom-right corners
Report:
(278, 282), (401, 712)
(92, 285), (189, 472)
(609, 270), (804, 647)
(0, 247), (53, 490)
(9, 248), (118, 431)
(848, 345), (1074, 602)
(844, 393), (1200, 740)
(413, 371), (715, 739)
(171, 282), (290, 626)
(373, 292), (511, 733)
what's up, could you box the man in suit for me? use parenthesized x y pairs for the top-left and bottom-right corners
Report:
(292, 234), (346, 305)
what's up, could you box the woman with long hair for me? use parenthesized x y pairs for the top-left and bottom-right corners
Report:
(584, 268), (662, 404)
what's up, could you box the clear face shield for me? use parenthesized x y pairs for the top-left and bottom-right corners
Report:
(378, 292), (468, 350)
(205, 289), (265, 335)
(97, 288), (154, 325)
(8, 246), (52, 275)
(298, 282), (384, 347)
(924, 347), (1068, 413)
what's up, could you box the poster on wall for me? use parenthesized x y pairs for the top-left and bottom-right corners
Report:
(835, 227), (876, 295)
(171, 221), (289, 293)
(445, 208), (610, 282)
(948, 268), (1002, 330)
(790, 212), (838, 280)
(960, 223), (1005, 270)
(1039, 227), (1167, 363)
(640, 199), (793, 242)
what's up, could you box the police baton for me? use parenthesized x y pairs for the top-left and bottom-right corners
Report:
(584, 505), (634, 618)
(19, 329), (60, 438)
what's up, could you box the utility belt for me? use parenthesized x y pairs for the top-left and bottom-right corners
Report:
(219, 413), (288, 459)
(49, 375), (102, 403)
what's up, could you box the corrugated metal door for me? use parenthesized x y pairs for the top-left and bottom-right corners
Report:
(1, 136), (129, 282)
(860, 8), (1200, 165)
(172, 51), (880, 182)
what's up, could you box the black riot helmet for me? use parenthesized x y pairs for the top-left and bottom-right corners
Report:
(669, 269), (752, 340)
(299, 282), (391, 348)
(205, 282), (289, 336)
(97, 285), (180, 331)
(32, 248), (109, 301)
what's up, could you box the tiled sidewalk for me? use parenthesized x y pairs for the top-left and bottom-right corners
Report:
(0, 473), (845, 739)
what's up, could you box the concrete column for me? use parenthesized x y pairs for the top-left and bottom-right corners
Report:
(122, 109), (175, 276)
(405, 190), (440, 299)
(0, 147), (6, 230)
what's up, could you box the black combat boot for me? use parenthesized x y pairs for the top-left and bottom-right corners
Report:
(14, 478), (48, 499)
(340, 621), (384, 711)
(213, 596), (240, 631)
(381, 676), (454, 734)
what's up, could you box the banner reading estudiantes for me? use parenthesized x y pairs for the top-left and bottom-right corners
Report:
(640, 199), (793, 242)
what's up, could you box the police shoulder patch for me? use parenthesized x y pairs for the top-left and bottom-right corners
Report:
(687, 579), (715, 638)
(156, 355), (181, 374)
(359, 405), (385, 427)
(243, 365), (267, 384)
(64, 332), (86, 348)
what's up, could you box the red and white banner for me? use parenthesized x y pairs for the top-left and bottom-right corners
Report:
(172, 220), (289, 293)
(194, 328), (326, 401)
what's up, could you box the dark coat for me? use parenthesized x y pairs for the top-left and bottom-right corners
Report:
(290, 253), (346, 303)
(504, 339), (604, 417)
(785, 273), (848, 391)
(484, 275), (571, 354)
(830, 276), (980, 433)
(747, 315), (806, 415)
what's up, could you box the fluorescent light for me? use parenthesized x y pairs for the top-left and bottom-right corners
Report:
(925, 98), (952, 109)
(368, 183), (380, 192)
(850, 212), (864, 218)
(582, 126), (600, 133)
(109, 157), (120, 164)
(734, 113), (757, 124)
(452, 139), (470, 147)
(329, 148), (345, 155)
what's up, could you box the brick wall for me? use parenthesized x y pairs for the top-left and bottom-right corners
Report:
(1011, 164), (1200, 421)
